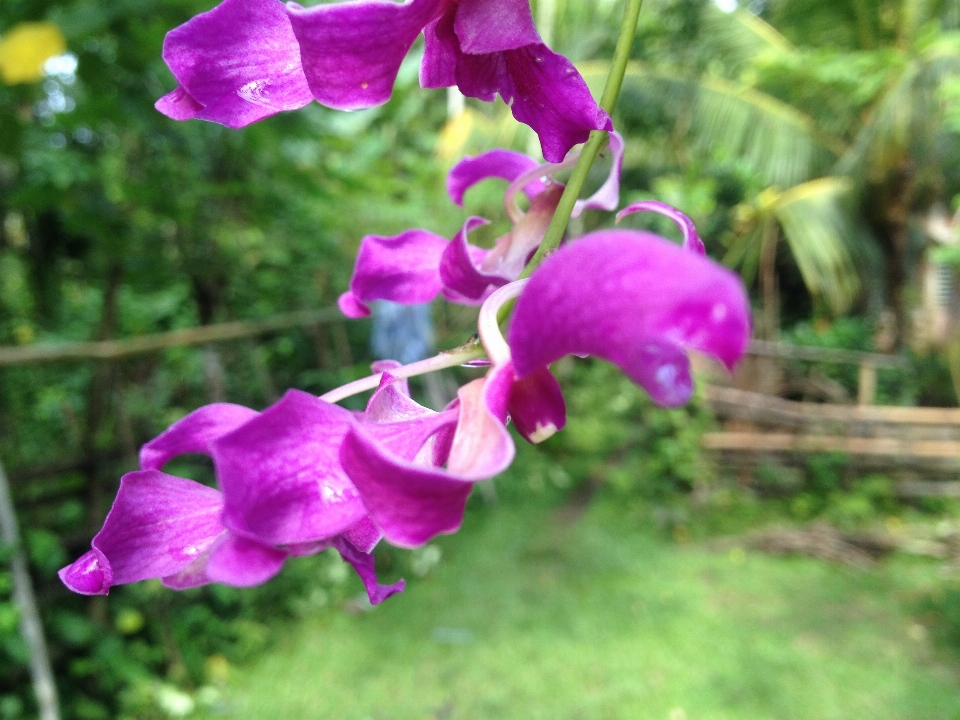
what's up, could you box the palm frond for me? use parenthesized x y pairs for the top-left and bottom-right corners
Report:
(579, 61), (846, 187)
(838, 45), (960, 177)
(694, 73), (846, 186)
(701, 7), (798, 73)
(773, 177), (860, 313)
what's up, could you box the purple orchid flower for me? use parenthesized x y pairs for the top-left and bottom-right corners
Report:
(340, 281), (567, 548)
(338, 133), (625, 317)
(342, 364), (517, 547)
(59, 387), (457, 603)
(58, 356), (527, 594)
(156, 0), (610, 162)
(508, 229), (751, 408)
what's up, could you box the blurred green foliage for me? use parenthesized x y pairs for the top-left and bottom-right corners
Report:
(2, 0), (960, 717)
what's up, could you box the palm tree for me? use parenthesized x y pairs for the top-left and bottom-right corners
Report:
(580, 0), (960, 343)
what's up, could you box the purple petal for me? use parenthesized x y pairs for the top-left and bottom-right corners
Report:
(59, 549), (112, 596)
(140, 403), (260, 471)
(341, 366), (515, 547)
(154, 86), (204, 121)
(439, 217), (504, 304)
(617, 201), (706, 255)
(162, 551), (215, 590)
(420, 11), (459, 90)
(59, 471), (225, 595)
(447, 150), (546, 206)
(454, 0), (540, 54)
(422, 7), (609, 162)
(204, 533), (288, 587)
(364, 371), (460, 462)
(421, 7), (504, 100)
(446, 364), (514, 467)
(363, 373), (460, 462)
(339, 228), (449, 318)
(571, 132), (625, 218)
(341, 429), (471, 548)
(370, 359), (409, 397)
(341, 516), (383, 554)
(159, 0), (313, 128)
(421, 9), (504, 102)
(286, 0), (443, 111)
(507, 364), (566, 444)
(509, 230), (751, 407)
(365, 371), (436, 423)
(213, 390), (366, 546)
(501, 45), (612, 162)
(332, 536), (405, 605)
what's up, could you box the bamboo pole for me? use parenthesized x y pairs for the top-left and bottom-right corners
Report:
(0, 458), (60, 720)
(0, 307), (342, 366)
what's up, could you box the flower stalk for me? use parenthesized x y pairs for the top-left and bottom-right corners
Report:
(519, 0), (645, 279)
(319, 344), (485, 404)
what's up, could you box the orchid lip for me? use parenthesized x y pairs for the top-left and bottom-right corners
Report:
(503, 163), (569, 223)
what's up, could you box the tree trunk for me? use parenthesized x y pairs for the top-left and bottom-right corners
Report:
(866, 161), (915, 349)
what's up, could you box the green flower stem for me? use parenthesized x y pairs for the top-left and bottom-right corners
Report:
(496, 0), (645, 326)
(520, 0), (645, 278)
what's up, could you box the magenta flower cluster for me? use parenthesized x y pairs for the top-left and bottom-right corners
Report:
(60, 0), (753, 603)
(154, 0), (611, 161)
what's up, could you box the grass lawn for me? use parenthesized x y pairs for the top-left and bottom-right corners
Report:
(203, 499), (960, 720)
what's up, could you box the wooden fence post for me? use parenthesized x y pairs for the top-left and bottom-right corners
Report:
(0, 458), (60, 720)
(858, 359), (878, 406)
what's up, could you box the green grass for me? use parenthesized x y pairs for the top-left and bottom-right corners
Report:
(204, 500), (960, 720)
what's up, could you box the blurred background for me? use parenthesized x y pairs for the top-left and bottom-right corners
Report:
(2, 0), (960, 717)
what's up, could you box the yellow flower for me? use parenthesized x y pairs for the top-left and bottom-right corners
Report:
(437, 109), (475, 162)
(0, 22), (66, 85)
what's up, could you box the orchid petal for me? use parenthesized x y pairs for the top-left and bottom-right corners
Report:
(341, 366), (514, 547)
(501, 45), (612, 163)
(508, 364), (566, 444)
(154, 86), (204, 121)
(161, 550), (215, 590)
(368, 375), (460, 465)
(286, 0), (443, 111)
(421, 8), (499, 100)
(58, 471), (224, 595)
(213, 390), (366, 546)
(58, 549), (112, 596)
(364, 373), (460, 461)
(204, 533), (288, 587)
(617, 201), (706, 255)
(370, 359), (409, 397)
(365, 371), (436, 423)
(332, 537), (406, 605)
(140, 403), (259, 471)
(339, 229), (449, 318)
(158, 0), (313, 128)
(571, 132), (625, 218)
(420, 12), (458, 90)
(439, 216), (503, 304)
(422, 13), (610, 162)
(454, 0), (540, 54)
(447, 150), (546, 206)
(341, 516), (383, 555)
(509, 231), (751, 407)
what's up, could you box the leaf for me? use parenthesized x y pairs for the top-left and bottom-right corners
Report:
(773, 177), (860, 312)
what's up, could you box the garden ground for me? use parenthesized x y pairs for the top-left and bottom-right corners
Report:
(199, 498), (960, 720)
